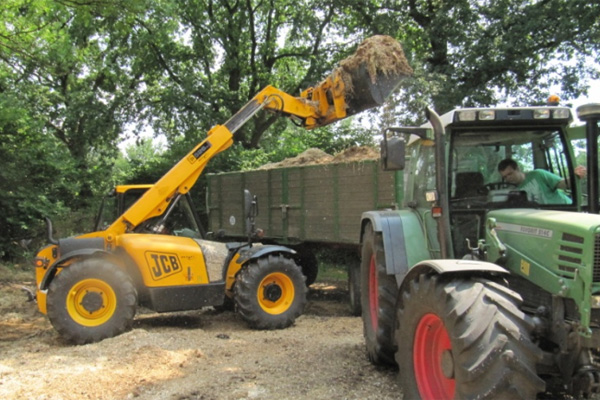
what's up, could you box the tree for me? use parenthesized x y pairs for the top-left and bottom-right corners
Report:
(132, 0), (378, 152)
(376, 0), (600, 121)
(1, 0), (599, 261)
(0, 0), (152, 202)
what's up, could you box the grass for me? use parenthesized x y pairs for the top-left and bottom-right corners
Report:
(313, 247), (359, 283)
(0, 262), (35, 283)
(317, 262), (348, 282)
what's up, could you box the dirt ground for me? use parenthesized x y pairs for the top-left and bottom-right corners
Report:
(0, 278), (402, 400)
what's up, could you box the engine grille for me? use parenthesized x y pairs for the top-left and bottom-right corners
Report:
(558, 233), (585, 278)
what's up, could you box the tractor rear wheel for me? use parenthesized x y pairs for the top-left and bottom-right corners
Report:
(360, 222), (397, 365)
(234, 255), (307, 330)
(396, 273), (545, 399)
(47, 258), (137, 344)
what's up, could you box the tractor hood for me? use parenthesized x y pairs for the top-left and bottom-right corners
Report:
(486, 208), (600, 334)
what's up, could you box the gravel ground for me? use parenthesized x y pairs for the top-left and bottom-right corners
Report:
(0, 279), (403, 400)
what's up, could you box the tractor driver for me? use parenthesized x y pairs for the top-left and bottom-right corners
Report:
(497, 158), (586, 205)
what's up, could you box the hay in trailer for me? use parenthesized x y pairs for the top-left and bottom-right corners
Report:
(331, 146), (379, 163)
(258, 146), (379, 170)
(258, 148), (334, 169)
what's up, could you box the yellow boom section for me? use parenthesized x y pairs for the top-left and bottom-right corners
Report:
(104, 35), (412, 238)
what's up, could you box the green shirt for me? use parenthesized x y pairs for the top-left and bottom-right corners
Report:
(519, 169), (571, 205)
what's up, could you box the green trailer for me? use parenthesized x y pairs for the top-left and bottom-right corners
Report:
(206, 157), (403, 310)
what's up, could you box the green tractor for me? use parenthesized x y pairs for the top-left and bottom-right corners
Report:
(359, 102), (600, 398)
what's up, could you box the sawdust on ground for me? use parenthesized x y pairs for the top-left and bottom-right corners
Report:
(0, 277), (402, 400)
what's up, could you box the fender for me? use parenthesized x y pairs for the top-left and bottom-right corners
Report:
(40, 249), (113, 290)
(361, 209), (430, 277)
(223, 244), (297, 292)
(236, 244), (296, 265)
(399, 259), (508, 292)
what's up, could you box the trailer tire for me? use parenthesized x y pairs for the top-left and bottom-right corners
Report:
(295, 248), (318, 286)
(360, 222), (397, 365)
(47, 258), (137, 345)
(348, 261), (361, 316)
(234, 255), (307, 330)
(396, 273), (545, 400)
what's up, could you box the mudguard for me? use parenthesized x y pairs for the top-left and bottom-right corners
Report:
(361, 210), (430, 278)
(40, 248), (113, 290)
(223, 244), (298, 292)
(235, 244), (296, 265)
(399, 259), (508, 292)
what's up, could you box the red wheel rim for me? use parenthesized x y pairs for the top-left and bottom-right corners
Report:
(368, 255), (378, 330)
(414, 313), (455, 400)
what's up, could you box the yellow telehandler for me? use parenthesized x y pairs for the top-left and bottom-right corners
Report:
(32, 35), (412, 344)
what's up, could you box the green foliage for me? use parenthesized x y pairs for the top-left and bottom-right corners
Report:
(378, 0), (600, 113)
(0, 0), (598, 261)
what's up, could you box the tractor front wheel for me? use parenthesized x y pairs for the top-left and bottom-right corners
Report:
(47, 258), (137, 344)
(396, 273), (545, 399)
(234, 255), (307, 330)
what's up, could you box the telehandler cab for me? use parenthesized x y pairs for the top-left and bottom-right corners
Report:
(360, 101), (600, 398)
(32, 35), (412, 344)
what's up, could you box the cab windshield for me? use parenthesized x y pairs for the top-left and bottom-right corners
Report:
(449, 128), (574, 206)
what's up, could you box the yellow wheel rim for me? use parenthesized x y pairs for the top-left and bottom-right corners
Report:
(257, 272), (295, 315)
(66, 279), (117, 327)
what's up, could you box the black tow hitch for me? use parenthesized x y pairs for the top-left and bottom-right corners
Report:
(21, 286), (36, 302)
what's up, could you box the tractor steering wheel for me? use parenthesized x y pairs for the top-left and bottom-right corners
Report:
(483, 181), (517, 191)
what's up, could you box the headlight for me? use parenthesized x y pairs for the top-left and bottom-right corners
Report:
(533, 109), (550, 119)
(552, 109), (570, 119)
(457, 110), (477, 121)
(478, 110), (495, 120)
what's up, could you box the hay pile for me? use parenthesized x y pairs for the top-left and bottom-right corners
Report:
(259, 146), (378, 170)
(336, 35), (413, 95)
(332, 146), (379, 163)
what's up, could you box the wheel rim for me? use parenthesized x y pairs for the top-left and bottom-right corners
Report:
(257, 272), (295, 315)
(368, 255), (379, 330)
(414, 313), (455, 400)
(66, 278), (117, 327)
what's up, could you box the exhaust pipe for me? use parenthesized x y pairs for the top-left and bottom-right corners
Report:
(45, 217), (59, 245)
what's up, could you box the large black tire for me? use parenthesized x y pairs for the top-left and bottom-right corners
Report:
(396, 273), (545, 400)
(360, 222), (398, 365)
(47, 258), (137, 345)
(234, 255), (307, 330)
(348, 259), (361, 316)
(294, 248), (318, 286)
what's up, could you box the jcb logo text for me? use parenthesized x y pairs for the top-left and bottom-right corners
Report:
(146, 252), (181, 280)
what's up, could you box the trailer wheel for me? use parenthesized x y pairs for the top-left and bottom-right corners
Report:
(47, 258), (137, 345)
(295, 248), (318, 286)
(234, 255), (307, 329)
(360, 222), (397, 365)
(348, 261), (361, 316)
(396, 273), (545, 400)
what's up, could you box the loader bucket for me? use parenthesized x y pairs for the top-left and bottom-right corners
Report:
(337, 35), (413, 117)
(345, 64), (406, 116)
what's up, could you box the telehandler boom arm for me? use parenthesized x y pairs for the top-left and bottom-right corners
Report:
(105, 36), (411, 238)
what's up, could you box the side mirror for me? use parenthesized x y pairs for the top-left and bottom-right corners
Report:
(381, 136), (406, 171)
(380, 126), (430, 171)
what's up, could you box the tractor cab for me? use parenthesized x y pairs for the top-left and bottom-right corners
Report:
(382, 105), (579, 259)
